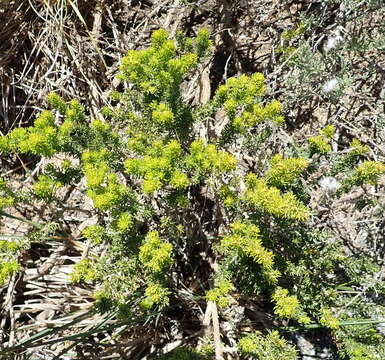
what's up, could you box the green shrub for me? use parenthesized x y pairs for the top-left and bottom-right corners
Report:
(238, 331), (297, 360)
(1, 28), (384, 358)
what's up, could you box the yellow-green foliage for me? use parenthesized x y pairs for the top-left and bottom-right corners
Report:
(0, 239), (21, 285)
(340, 159), (385, 193)
(64, 99), (86, 123)
(185, 140), (237, 175)
(86, 173), (128, 211)
(33, 174), (62, 199)
(82, 149), (110, 188)
(214, 72), (284, 133)
(244, 174), (310, 221)
(169, 170), (189, 189)
(70, 259), (98, 283)
(115, 212), (133, 233)
(272, 287), (299, 318)
(7, 111), (58, 156)
(0, 240), (20, 253)
(140, 282), (171, 309)
(139, 231), (173, 273)
(119, 29), (199, 100)
(216, 73), (266, 115)
(90, 119), (110, 133)
(266, 154), (309, 188)
(205, 280), (233, 308)
(309, 125), (335, 154)
(125, 139), (187, 194)
(58, 118), (75, 139)
(353, 161), (385, 185)
(272, 287), (310, 324)
(220, 221), (279, 283)
(4, 128), (27, 153)
(309, 135), (331, 154)
(0, 260), (20, 285)
(0, 135), (9, 153)
(126, 130), (154, 154)
(238, 330), (298, 360)
(0, 97), (87, 157)
(84, 162), (109, 188)
(320, 125), (335, 139)
(337, 152), (385, 193)
(47, 92), (67, 114)
(0, 178), (15, 209)
(115, 29), (211, 139)
(82, 225), (105, 244)
(151, 102), (175, 126)
(194, 28), (212, 58)
(233, 100), (284, 131)
(319, 307), (340, 330)
(0, 197), (14, 209)
(349, 139), (369, 156)
(125, 138), (236, 193)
